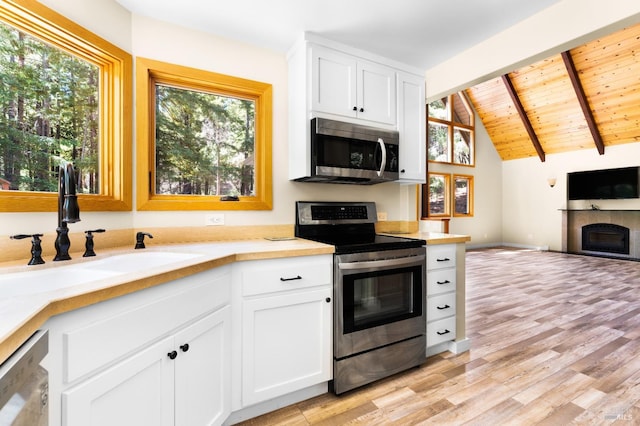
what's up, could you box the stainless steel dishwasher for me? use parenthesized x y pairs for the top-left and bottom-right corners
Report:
(0, 330), (49, 426)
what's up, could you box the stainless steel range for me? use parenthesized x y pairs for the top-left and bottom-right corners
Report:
(295, 201), (426, 394)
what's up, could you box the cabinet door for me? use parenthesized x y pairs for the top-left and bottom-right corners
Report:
(175, 306), (231, 426)
(397, 72), (426, 183)
(242, 288), (332, 406)
(62, 336), (174, 426)
(357, 60), (397, 126)
(311, 46), (357, 118)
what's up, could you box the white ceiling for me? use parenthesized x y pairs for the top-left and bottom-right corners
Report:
(114, 0), (562, 70)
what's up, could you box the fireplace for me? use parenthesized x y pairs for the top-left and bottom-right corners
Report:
(582, 223), (630, 255)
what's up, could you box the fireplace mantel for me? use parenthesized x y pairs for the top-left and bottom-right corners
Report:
(562, 209), (640, 259)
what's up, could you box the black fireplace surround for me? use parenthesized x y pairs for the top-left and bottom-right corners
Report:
(582, 223), (630, 255)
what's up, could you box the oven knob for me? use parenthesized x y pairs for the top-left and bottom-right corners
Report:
(325, 297), (331, 303)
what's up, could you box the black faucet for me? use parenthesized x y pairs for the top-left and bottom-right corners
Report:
(135, 232), (153, 249)
(53, 163), (81, 261)
(10, 234), (45, 265)
(83, 229), (106, 257)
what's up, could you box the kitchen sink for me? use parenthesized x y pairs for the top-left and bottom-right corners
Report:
(0, 251), (205, 297)
(87, 251), (205, 274)
(0, 268), (120, 297)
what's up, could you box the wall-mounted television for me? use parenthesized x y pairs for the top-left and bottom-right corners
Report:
(567, 166), (640, 200)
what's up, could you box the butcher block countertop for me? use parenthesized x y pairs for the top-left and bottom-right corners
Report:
(0, 229), (470, 365)
(0, 238), (333, 365)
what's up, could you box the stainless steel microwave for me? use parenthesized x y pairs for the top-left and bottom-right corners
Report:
(294, 118), (399, 184)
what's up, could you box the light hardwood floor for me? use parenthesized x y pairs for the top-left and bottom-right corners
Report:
(239, 247), (640, 425)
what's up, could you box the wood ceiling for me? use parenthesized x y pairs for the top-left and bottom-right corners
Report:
(465, 21), (640, 162)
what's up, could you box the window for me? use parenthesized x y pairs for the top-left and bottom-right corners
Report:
(0, 0), (132, 212)
(136, 57), (272, 210)
(453, 174), (474, 217)
(428, 92), (474, 166)
(426, 173), (450, 217)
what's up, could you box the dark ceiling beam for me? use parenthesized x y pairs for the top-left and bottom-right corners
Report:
(501, 74), (546, 162)
(561, 50), (605, 155)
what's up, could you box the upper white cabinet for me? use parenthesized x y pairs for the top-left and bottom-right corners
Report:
(288, 33), (425, 183)
(311, 45), (396, 126)
(397, 72), (427, 183)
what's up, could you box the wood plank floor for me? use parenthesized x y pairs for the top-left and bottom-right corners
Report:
(238, 247), (640, 425)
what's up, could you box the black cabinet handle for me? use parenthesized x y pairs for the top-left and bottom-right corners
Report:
(437, 280), (451, 285)
(436, 258), (450, 262)
(437, 304), (451, 310)
(280, 275), (302, 282)
(325, 297), (331, 303)
(352, 106), (357, 111)
(167, 350), (177, 360)
(359, 107), (364, 112)
(400, 169), (406, 173)
(436, 329), (451, 335)
(180, 344), (189, 352)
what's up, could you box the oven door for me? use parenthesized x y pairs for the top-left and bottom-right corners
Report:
(334, 247), (426, 359)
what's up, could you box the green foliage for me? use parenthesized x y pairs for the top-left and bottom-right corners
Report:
(0, 21), (99, 193)
(155, 84), (255, 196)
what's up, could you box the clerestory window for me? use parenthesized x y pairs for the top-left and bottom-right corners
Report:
(428, 92), (475, 166)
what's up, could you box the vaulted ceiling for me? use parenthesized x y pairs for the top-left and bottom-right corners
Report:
(465, 21), (640, 162)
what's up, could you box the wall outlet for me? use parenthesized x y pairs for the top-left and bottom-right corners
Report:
(377, 212), (387, 221)
(205, 213), (225, 226)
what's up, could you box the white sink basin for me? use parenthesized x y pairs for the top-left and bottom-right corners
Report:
(88, 251), (204, 273)
(0, 251), (205, 297)
(0, 268), (121, 297)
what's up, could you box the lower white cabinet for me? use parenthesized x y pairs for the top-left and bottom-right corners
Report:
(236, 255), (333, 407)
(426, 244), (457, 350)
(62, 306), (231, 426)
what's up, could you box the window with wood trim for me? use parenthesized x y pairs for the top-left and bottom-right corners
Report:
(453, 174), (474, 217)
(0, 0), (132, 212)
(136, 57), (272, 211)
(428, 92), (475, 166)
(426, 172), (450, 217)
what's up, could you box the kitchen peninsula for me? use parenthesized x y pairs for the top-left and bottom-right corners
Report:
(0, 227), (469, 425)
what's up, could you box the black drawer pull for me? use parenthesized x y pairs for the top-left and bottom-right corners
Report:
(436, 258), (451, 262)
(280, 275), (302, 282)
(436, 329), (451, 335)
(167, 351), (177, 360)
(437, 304), (451, 310)
(436, 280), (450, 285)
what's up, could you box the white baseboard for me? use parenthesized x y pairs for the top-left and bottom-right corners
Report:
(466, 242), (550, 251)
(224, 383), (328, 425)
(426, 337), (471, 357)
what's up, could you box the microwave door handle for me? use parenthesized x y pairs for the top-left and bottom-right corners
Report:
(377, 137), (387, 177)
(338, 254), (425, 270)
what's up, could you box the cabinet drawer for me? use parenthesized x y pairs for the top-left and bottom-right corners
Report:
(427, 316), (456, 348)
(241, 255), (332, 297)
(427, 269), (456, 295)
(427, 293), (456, 322)
(63, 267), (231, 383)
(427, 244), (456, 270)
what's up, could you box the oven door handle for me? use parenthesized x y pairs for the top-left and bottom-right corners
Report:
(338, 254), (425, 270)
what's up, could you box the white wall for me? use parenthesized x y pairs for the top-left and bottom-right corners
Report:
(0, 1), (418, 238)
(502, 143), (640, 251)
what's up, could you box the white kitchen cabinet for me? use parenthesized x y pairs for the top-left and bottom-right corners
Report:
(44, 265), (232, 426)
(311, 45), (396, 126)
(62, 307), (231, 426)
(397, 71), (426, 183)
(426, 244), (457, 350)
(288, 34), (424, 182)
(235, 255), (332, 407)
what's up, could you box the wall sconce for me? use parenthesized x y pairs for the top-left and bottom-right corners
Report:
(547, 177), (557, 188)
